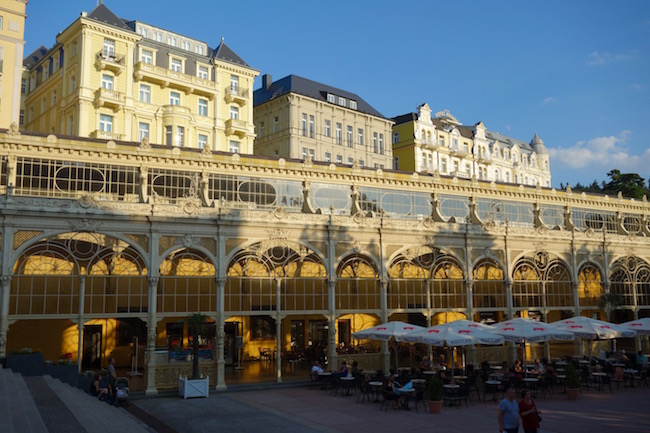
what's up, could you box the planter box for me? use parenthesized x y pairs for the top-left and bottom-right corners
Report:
(179, 375), (209, 399)
(6, 353), (44, 376)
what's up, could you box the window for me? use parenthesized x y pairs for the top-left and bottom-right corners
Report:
(327, 93), (335, 103)
(324, 152), (331, 162)
(358, 128), (364, 145)
(347, 157), (354, 164)
(506, 171), (511, 182)
(230, 75), (239, 94)
(153, 32), (163, 42)
(336, 155), (343, 163)
(336, 123), (342, 145)
(165, 126), (172, 145)
(230, 106), (239, 119)
(229, 140), (239, 153)
(338, 97), (346, 106)
(101, 74), (114, 90)
(359, 160), (364, 166)
(176, 126), (185, 147)
(19, 109), (24, 125)
(140, 49), (153, 64)
(67, 115), (74, 135)
(139, 27), (148, 38)
(373, 133), (378, 153)
(324, 120), (331, 137)
(465, 163), (470, 174)
(52, 90), (57, 106)
(72, 41), (77, 56)
(301, 113), (307, 136)
(21, 78), (26, 94)
(453, 161), (459, 172)
(69, 75), (76, 93)
(197, 99), (208, 116)
(346, 126), (353, 147)
(169, 91), (180, 105)
(170, 58), (182, 72)
(350, 100), (357, 110)
(258, 122), (264, 138)
(139, 84), (151, 103)
(99, 114), (113, 132)
(181, 40), (191, 51)
(379, 134), (384, 154)
(138, 122), (149, 140)
(198, 134), (208, 149)
(393, 132), (399, 144)
(273, 116), (279, 133)
(309, 115), (314, 138)
(198, 65), (209, 79)
(41, 98), (46, 113)
(301, 147), (314, 160)
(167, 36), (177, 47)
(195, 45), (205, 55)
(438, 136), (445, 147)
(441, 158), (447, 173)
(103, 38), (115, 58)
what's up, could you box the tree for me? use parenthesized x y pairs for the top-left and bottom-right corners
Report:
(186, 313), (206, 379)
(603, 169), (648, 199)
(598, 292), (623, 322)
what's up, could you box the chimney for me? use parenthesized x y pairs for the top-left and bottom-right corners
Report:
(262, 74), (272, 90)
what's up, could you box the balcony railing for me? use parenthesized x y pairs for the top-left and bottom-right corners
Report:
(134, 62), (214, 95)
(161, 104), (192, 118)
(450, 145), (469, 157)
(91, 129), (124, 141)
(95, 51), (125, 74)
(94, 87), (125, 110)
(226, 118), (248, 137)
(450, 171), (471, 179)
(225, 87), (249, 105)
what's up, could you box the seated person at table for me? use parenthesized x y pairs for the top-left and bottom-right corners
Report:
(531, 359), (543, 376)
(332, 361), (349, 379)
(311, 360), (324, 377)
(636, 351), (648, 370)
(420, 356), (432, 371)
(433, 355), (446, 371)
(350, 361), (361, 378)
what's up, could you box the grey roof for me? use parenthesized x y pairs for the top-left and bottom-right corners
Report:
(23, 46), (48, 67)
(86, 3), (132, 32)
(254, 75), (387, 119)
(530, 133), (548, 155)
(486, 130), (534, 153)
(391, 113), (418, 125)
(212, 40), (249, 67)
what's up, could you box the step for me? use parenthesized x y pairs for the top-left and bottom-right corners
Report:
(0, 368), (47, 433)
(43, 375), (151, 433)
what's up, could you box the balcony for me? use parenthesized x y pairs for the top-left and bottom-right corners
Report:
(450, 145), (469, 157)
(94, 88), (125, 110)
(161, 104), (192, 120)
(134, 62), (214, 96)
(225, 118), (248, 138)
(91, 129), (124, 141)
(225, 87), (249, 105)
(477, 154), (492, 164)
(95, 51), (125, 75)
(417, 138), (438, 150)
(450, 171), (471, 179)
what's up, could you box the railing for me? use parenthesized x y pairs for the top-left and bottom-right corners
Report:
(95, 51), (125, 73)
(90, 129), (125, 141)
(134, 62), (213, 90)
(226, 118), (248, 136)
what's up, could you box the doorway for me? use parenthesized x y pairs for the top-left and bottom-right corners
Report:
(82, 325), (102, 369)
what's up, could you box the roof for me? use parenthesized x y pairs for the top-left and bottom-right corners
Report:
(86, 3), (132, 32)
(254, 75), (387, 119)
(212, 40), (250, 67)
(391, 113), (418, 125)
(486, 130), (533, 153)
(23, 46), (48, 67)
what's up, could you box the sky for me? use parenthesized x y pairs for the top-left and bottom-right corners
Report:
(22, 1), (650, 189)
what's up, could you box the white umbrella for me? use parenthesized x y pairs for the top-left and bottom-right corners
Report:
(352, 321), (425, 341)
(550, 316), (636, 339)
(620, 318), (650, 335)
(401, 319), (505, 346)
(352, 321), (426, 371)
(490, 318), (575, 366)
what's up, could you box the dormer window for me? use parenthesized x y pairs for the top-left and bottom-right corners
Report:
(338, 97), (346, 107)
(349, 100), (357, 110)
(327, 93), (335, 103)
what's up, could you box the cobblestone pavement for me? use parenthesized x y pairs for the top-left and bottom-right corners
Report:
(132, 385), (650, 433)
(24, 376), (87, 433)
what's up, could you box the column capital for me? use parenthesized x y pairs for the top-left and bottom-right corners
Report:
(147, 276), (159, 286)
(0, 275), (11, 287)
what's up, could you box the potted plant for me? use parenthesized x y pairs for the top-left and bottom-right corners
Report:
(425, 376), (444, 413)
(179, 313), (209, 399)
(565, 363), (580, 400)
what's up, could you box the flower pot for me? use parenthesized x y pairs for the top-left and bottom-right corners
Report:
(427, 399), (442, 414)
(566, 387), (579, 400)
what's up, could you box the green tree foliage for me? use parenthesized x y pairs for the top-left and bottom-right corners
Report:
(566, 170), (649, 199)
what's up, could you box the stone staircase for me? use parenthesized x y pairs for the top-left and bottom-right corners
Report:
(0, 365), (152, 433)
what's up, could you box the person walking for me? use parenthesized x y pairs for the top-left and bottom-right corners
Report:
(498, 387), (520, 433)
(518, 389), (540, 433)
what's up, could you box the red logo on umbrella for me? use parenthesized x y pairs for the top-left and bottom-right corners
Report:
(376, 327), (387, 330)
(569, 325), (583, 329)
(600, 326), (611, 329)
(566, 320), (575, 324)
(404, 326), (414, 330)
(503, 327), (515, 331)
(468, 324), (479, 328)
(533, 327), (545, 331)
(428, 329), (440, 334)
(630, 323), (642, 327)
(458, 330), (472, 334)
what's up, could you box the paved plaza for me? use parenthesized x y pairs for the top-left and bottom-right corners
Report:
(131, 383), (650, 433)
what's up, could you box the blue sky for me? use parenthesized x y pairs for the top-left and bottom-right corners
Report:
(23, 1), (650, 188)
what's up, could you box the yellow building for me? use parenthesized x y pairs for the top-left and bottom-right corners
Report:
(253, 74), (394, 168)
(20, 3), (258, 153)
(0, 0), (27, 129)
(392, 103), (551, 187)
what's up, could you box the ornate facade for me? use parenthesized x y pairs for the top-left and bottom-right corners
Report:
(0, 0), (27, 129)
(20, 3), (258, 153)
(392, 103), (552, 187)
(0, 130), (648, 392)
